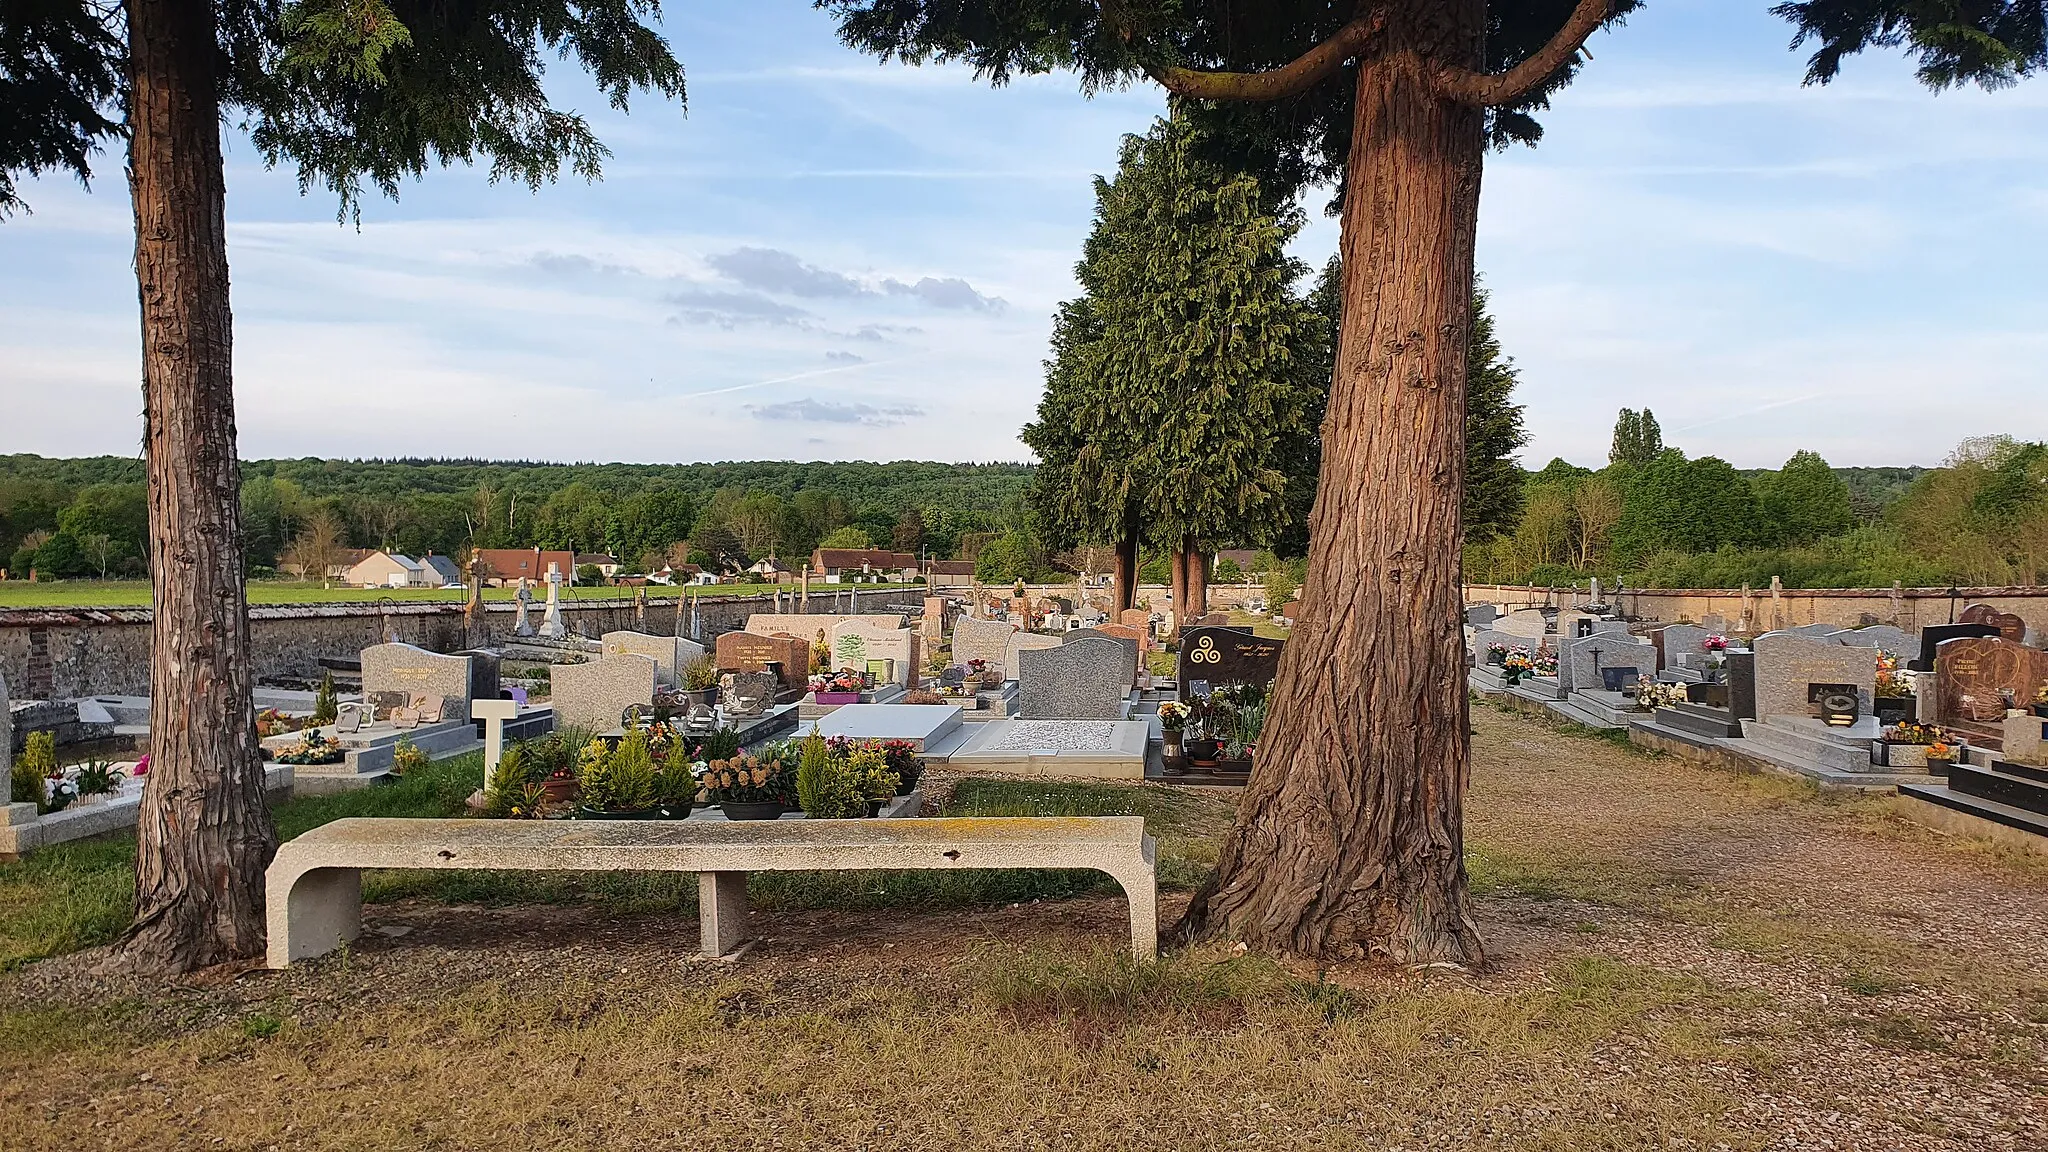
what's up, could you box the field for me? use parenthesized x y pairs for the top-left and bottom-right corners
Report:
(1, 706), (2042, 1149)
(0, 580), (920, 610)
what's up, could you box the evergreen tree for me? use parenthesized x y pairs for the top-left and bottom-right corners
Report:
(2, 0), (683, 973)
(1609, 409), (1664, 469)
(1463, 286), (1529, 540)
(1759, 450), (1856, 546)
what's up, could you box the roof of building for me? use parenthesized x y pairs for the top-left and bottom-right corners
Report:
(812, 548), (917, 570)
(473, 548), (575, 578)
(928, 560), (977, 576)
(420, 555), (463, 583)
(574, 553), (619, 566)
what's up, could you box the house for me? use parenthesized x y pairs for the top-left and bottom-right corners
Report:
(809, 548), (918, 583)
(926, 559), (977, 588)
(575, 552), (623, 580)
(746, 558), (798, 584)
(1212, 549), (1262, 577)
(345, 551), (460, 589)
(473, 548), (577, 587)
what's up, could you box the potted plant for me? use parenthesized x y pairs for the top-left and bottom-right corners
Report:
(849, 746), (901, 816)
(275, 728), (346, 766)
(1183, 700), (1222, 768)
(877, 739), (922, 795)
(701, 753), (795, 820)
(810, 670), (868, 706)
(1924, 740), (1957, 776)
(1501, 648), (1534, 686)
(1157, 700), (1189, 775)
(69, 760), (124, 806)
(682, 657), (721, 707)
(577, 729), (661, 819)
(1485, 642), (1509, 667)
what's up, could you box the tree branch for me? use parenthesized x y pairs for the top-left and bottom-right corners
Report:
(1146, 13), (1386, 103)
(1433, 0), (1610, 107)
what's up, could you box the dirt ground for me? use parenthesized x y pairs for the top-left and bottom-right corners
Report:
(2, 703), (2042, 1150)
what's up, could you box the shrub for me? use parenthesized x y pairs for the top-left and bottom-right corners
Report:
(12, 731), (58, 809)
(391, 737), (429, 776)
(311, 671), (338, 726)
(681, 657), (719, 692)
(796, 731), (864, 818)
(584, 731), (657, 812)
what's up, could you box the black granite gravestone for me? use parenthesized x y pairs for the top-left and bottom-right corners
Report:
(1912, 623), (2002, 672)
(1726, 650), (1757, 720)
(1176, 627), (1285, 702)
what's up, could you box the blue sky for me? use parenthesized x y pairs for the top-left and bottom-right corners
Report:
(2, 1), (2044, 470)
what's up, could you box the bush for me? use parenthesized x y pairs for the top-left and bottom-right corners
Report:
(11, 731), (57, 810)
(583, 730), (657, 812)
(311, 671), (338, 726)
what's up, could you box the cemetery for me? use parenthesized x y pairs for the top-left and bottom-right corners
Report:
(10, 3), (2048, 1149)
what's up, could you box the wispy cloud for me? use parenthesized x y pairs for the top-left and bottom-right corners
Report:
(748, 397), (925, 426)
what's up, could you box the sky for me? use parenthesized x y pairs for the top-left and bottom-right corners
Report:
(2, 1), (2045, 471)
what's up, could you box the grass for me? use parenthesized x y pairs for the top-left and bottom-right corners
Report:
(0, 579), (922, 610)
(0, 763), (1230, 970)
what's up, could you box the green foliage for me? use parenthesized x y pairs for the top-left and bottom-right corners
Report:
(1777, 1), (2048, 90)
(0, 0), (124, 218)
(1262, 567), (1295, 609)
(1213, 557), (1243, 582)
(794, 728), (836, 816)
(1610, 409), (1664, 469)
(311, 671), (339, 726)
(1608, 449), (1760, 567)
(482, 744), (534, 817)
(581, 730), (656, 812)
(819, 525), (874, 549)
(974, 530), (1039, 584)
(1758, 450), (1856, 546)
(11, 732), (56, 809)
(1022, 115), (1319, 560)
(1465, 285), (1530, 541)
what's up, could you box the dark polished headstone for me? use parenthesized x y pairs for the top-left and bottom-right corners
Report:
(1726, 650), (1757, 720)
(1176, 627), (1285, 702)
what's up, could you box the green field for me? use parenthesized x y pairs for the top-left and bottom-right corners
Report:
(0, 580), (921, 610)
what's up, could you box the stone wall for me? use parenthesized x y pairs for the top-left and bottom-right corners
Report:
(1463, 583), (2048, 637)
(0, 586), (918, 701)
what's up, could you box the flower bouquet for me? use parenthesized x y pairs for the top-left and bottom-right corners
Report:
(699, 753), (797, 820)
(809, 670), (869, 706)
(275, 729), (345, 766)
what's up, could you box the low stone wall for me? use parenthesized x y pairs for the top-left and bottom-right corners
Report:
(1464, 583), (2048, 637)
(0, 586), (920, 701)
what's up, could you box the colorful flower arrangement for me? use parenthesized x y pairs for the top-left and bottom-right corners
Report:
(275, 728), (345, 765)
(1882, 722), (1952, 747)
(1157, 700), (1190, 732)
(1635, 679), (1690, 710)
(808, 669), (869, 696)
(1500, 646), (1536, 683)
(1702, 635), (1729, 653)
(1875, 650), (1915, 699)
(1485, 642), (1511, 664)
(698, 753), (796, 807)
(1926, 741), (1957, 764)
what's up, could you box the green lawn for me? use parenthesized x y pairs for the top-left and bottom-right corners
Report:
(0, 580), (920, 610)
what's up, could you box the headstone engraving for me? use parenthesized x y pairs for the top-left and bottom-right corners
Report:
(601, 631), (706, 688)
(714, 632), (810, 691)
(1933, 636), (2048, 729)
(360, 643), (479, 722)
(1960, 604), (2028, 643)
(1176, 627), (1285, 701)
(1018, 635), (1132, 720)
(549, 654), (657, 731)
(831, 621), (919, 686)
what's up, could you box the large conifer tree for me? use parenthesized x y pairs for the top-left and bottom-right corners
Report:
(3, 0), (682, 972)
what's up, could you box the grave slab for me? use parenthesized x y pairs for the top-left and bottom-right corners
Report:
(810, 704), (963, 751)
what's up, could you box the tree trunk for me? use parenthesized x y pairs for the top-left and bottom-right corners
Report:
(109, 0), (276, 973)
(1187, 543), (1209, 619)
(1170, 545), (1188, 628)
(1111, 527), (1139, 615)
(1174, 5), (1486, 965)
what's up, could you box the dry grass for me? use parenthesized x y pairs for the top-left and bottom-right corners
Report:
(3, 703), (2044, 1149)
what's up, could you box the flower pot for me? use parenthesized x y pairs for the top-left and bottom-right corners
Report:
(1487, 653), (1506, 667)
(1185, 738), (1220, 768)
(1925, 758), (1954, 777)
(1215, 757), (1252, 777)
(2034, 703), (2048, 719)
(815, 691), (862, 706)
(721, 801), (785, 821)
(1502, 670), (1525, 686)
(541, 776), (580, 804)
(865, 797), (889, 818)
(656, 798), (694, 820)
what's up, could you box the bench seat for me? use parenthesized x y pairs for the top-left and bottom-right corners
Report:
(266, 816), (1157, 967)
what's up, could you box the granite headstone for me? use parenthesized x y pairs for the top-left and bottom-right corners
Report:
(1004, 632), (1063, 679)
(1560, 633), (1655, 693)
(1497, 609), (1549, 639)
(1912, 623), (2002, 672)
(1960, 604), (2029, 643)
(1018, 634), (1132, 720)
(601, 631), (707, 687)
(360, 643), (478, 722)
(549, 653), (657, 732)
(1831, 625), (1914, 656)
(1750, 631), (1877, 720)
(1176, 627), (1285, 701)
(951, 618), (1020, 674)
(1933, 636), (2048, 727)
(1466, 604), (1498, 628)
(714, 632), (811, 691)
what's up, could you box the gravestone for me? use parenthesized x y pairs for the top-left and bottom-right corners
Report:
(1659, 625), (1712, 667)
(1177, 627), (1285, 701)
(1556, 611), (1598, 639)
(719, 671), (781, 719)
(1466, 604), (1498, 628)
(1094, 622), (1150, 651)
(1018, 635), (1133, 720)
(513, 579), (536, 637)
(1559, 634), (1655, 694)
(1497, 609), (1549, 639)
(952, 618), (1019, 673)
(1119, 608), (1152, 629)
(1700, 613), (1730, 634)
(744, 613), (905, 642)
(714, 632), (811, 691)
(1911, 623), (2003, 672)
(600, 631), (707, 687)
(1933, 636), (2048, 728)
(1750, 632), (1877, 720)
(549, 654), (657, 732)
(360, 643), (478, 721)
(1472, 629), (1532, 660)
(2004, 712), (2048, 766)
(1592, 620), (1632, 636)
(1726, 650), (1757, 720)
(1005, 632), (1064, 678)
(831, 620), (919, 686)
(1787, 623), (1840, 638)
(1071, 628), (1140, 689)
(1960, 604), (2028, 643)
(0, 669), (10, 780)
(453, 649), (503, 705)
(538, 565), (567, 640)
(1831, 625), (1914, 656)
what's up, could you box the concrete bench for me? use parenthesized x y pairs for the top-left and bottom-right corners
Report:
(266, 816), (1157, 967)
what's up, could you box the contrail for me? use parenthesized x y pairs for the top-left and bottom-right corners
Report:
(674, 357), (901, 400)
(1670, 393), (1825, 435)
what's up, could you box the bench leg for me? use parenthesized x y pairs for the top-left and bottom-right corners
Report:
(268, 866), (362, 969)
(698, 871), (750, 958)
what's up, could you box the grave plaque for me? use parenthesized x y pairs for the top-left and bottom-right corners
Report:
(1808, 682), (1861, 726)
(360, 643), (478, 722)
(550, 654), (657, 732)
(1018, 635), (1132, 720)
(1559, 633), (1654, 694)
(1750, 632), (1877, 720)
(715, 632), (811, 690)
(1004, 632), (1063, 678)
(720, 671), (780, 718)
(1466, 604), (1498, 628)
(1831, 625), (1914, 656)
(831, 621), (919, 686)
(1933, 636), (2048, 728)
(1911, 623), (2002, 672)
(1659, 625), (1712, 668)
(952, 618), (1020, 673)
(1176, 627), (1285, 701)
(1960, 604), (2028, 643)
(601, 631), (706, 687)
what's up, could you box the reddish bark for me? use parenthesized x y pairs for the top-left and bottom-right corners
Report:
(109, 0), (277, 973)
(1174, 1), (1488, 964)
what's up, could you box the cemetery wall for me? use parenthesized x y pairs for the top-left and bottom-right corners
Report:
(0, 587), (913, 701)
(1464, 583), (2048, 637)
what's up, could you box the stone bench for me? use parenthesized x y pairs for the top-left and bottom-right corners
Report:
(266, 816), (1157, 967)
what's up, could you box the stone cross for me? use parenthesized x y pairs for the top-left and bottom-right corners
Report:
(539, 563), (567, 639)
(634, 585), (649, 629)
(513, 577), (536, 637)
(472, 697), (519, 791)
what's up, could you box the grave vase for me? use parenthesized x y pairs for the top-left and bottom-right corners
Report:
(721, 802), (785, 821)
(1160, 730), (1187, 775)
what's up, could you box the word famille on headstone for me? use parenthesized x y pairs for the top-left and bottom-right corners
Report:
(1176, 627), (1285, 701)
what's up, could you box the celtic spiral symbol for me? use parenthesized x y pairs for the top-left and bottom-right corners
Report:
(1188, 636), (1221, 665)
